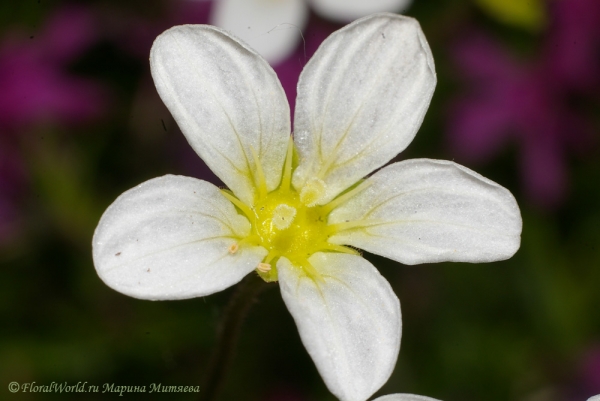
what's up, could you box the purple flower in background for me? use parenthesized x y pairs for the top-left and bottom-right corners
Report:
(544, 0), (600, 92)
(0, 6), (107, 131)
(566, 346), (600, 401)
(0, 6), (107, 246)
(580, 348), (600, 398)
(446, 0), (598, 209)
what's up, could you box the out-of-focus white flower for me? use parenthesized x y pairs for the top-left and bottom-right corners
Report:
(211, 0), (413, 63)
(93, 13), (522, 401)
(307, 0), (413, 22)
(587, 395), (600, 401)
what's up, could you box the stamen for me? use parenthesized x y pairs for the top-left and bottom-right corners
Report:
(280, 136), (294, 192)
(228, 243), (239, 254)
(249, 146), (268, 200)
(257, 263), (271, 273)
(320, 181), (372, 215)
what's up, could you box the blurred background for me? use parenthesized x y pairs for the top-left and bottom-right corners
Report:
(1, 0), (599, 400)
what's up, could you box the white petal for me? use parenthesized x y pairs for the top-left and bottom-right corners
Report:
(308, 0), (413, 22)
(588, 396), (600, 401)
(278, 253), (401, 401)
(92, 175), (267, 300)
(150, 25), (290, 205)
(211, 0), (308, 64)
(293, 13), (436, 205)
(329, 159), (522, 265)
(374, 395), (442, 401)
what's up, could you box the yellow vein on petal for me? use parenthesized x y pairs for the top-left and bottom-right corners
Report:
(321, 180), (372, 215)
(326, 218), (387, 234)
(220, 190), (255, 223)
(211, 145), (247, 175)
(316, 93), (366, 180)
(331, 218), (518, 237)
(306, 260), (326, 284)
(170, 251), (232, 285)
(319, 243), (360, 255)
(110, 209), (240, 241)
(315, 24), (394, 181)
(319, 273), (390, 334)
(105, 235), (232, 272)
(359, 185), (512, 221)
(249, 145), (267, 199)
(171, 35), (254, 192)
(153, 209), (241, 235)
(280, 136), (294, 192)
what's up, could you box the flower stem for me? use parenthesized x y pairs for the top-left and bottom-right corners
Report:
(199, 274), (271, 401)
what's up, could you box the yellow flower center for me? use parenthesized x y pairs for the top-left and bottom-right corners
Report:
(251, 186), (332, 281)
(221, 137), (363, 282)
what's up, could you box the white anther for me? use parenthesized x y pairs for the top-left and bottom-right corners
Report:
(272, 204), (297, 230)
(300, 177), (327, 207)
(228, 243), (239, 254)
(257, 263), (271, 273)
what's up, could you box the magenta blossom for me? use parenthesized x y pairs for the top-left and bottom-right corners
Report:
(580, 347), (600, 398)
(544, 0), (600, 92)
(0, 6), (108, 131)
(446, 0), (597, 209)
(565, 346), (600, 401)
(0, 6), (108, 246)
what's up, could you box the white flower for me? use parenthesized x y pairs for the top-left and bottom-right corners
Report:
(92, 13), (522, 401)
(211, 0), (413, 63)
(588, 396), (600, 401)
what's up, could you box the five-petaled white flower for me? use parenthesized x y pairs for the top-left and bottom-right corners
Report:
(93, 13), (522, 401)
